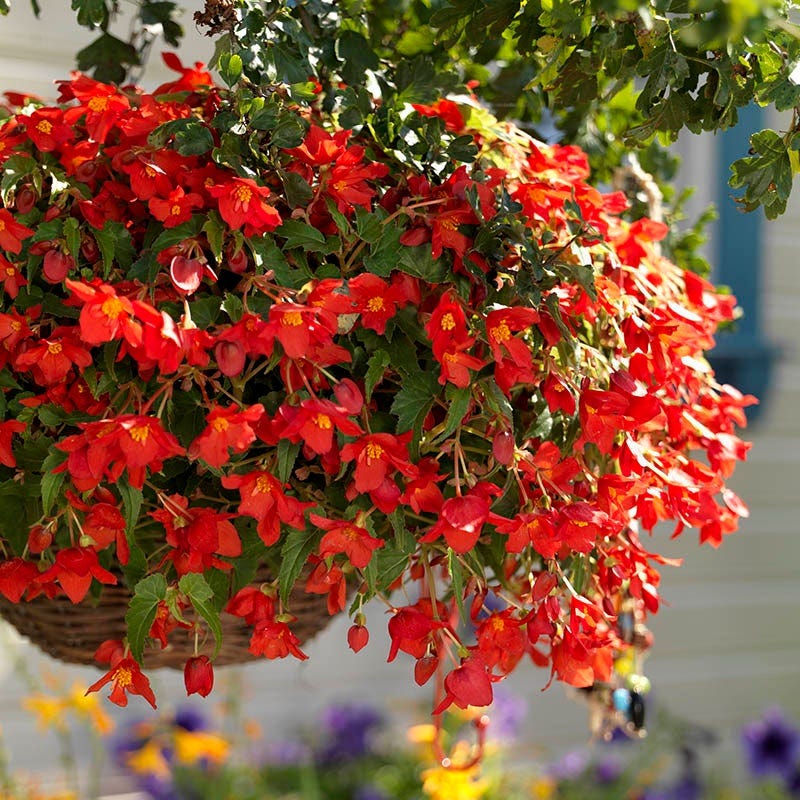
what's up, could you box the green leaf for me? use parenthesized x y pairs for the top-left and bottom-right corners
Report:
(218, 52), (243, 87)
(391, 370), (439, 457)
(276, 219), (327, 251)
(117, 474), (143, 536)
(364, 349), (390, 402)
(148, 119), (214, 156)
(438, 384), (472, 442)
(363, 222), (404, 277)
(125, 574), (168, 664)
(71, 0), (107, 26)
(179, 573), (223, 658)
(365, 543), (409, 599)
(389, 508), (416, 554)
(221, 293), (244, 322)
(730, 128), (793, 218)
(202, 215), (225, 262)
(337, 29), (379, 85)
(397, 244), (449, 282)
(76, 32), (139, 85)
(250, 105), (279, 131)
(448, 548), (466, 621)
(189, 295), (222, 329)
(287, 81), (320, 102)
(40, 451), (67, 515)
(278, 526), (318, 606)
(150, 217), (204, 257)
(270, 113), (307, 149)
(276, 439), (301, 483)
(63, 217), (81, 260)
(280, 170), (313, 209)
(354, 207), (385, 244)
(93, 221), (132, 278)
(248, 235), (308, 288)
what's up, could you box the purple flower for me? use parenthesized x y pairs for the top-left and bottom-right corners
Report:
(742, 708), (800, 778)
(785, 764), (800, 797)
(547, 749), (589, 780)
(316, 704), (383, 763)
(260, 739), (313, 766)
(172, 707), (208, 733)
(354, 786), (389, 800)
(487, 688), (527, 742)
(594, 756), (623, 784)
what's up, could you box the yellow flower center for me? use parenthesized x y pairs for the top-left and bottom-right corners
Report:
(314, 413), (332, 430)
(255, 475), (273, 494)
(233, 184), (252, 205)
(439, 216), (459, 231)
(10, 320), (20, 331)
(365, 442), (384, 460)
(343, 525), (360, 541)
(5, 267), (15, 277)
(366, 296), (385, 312)
(489, 322), (511, 343)
(47, 341), (62, 355)
(0, 220), (6, 232)
(440, 312), (456, 331)
(101, 296), (124, 320)
(129, 424), (150, 443)
(36, 119), (53, 134)
(211, 417), (229, 432)
(145, 165), (157, 178)
(114, 667), (133, 688)
(282, 311), (303, 326)
(88, 96), (109, 113)
(171, 204), (182, 216)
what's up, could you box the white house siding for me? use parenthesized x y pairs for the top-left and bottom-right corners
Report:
(0, 3), (797, 790)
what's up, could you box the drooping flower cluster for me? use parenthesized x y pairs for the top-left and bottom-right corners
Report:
(0, 55), (753, 717)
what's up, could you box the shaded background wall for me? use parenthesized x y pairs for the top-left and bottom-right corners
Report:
(0, 0), (796, 789)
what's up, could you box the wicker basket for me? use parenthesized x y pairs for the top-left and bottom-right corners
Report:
(0, 573), (334, 669)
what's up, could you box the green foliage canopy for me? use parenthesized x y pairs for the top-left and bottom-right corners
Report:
(3, 1), (800, 216)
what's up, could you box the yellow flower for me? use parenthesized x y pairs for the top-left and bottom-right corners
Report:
(421, 764), (488, 800)
(21, 694), (67, 732)
(126, 741), (171, 779)
(407, 723), (438, 745)
(173, 730), (230, 765)
(530, 777), (556, 799)
(65, 684), (114, 736)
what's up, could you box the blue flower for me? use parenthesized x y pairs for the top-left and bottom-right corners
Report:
(742, 708), (800, 778)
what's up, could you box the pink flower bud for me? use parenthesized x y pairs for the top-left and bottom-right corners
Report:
(215, 340), (246, 377)
(492, 430), (515, 466)
(334, 379), (363, 414)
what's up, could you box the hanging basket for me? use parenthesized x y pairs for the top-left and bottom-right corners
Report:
(0, 571), (333, 669)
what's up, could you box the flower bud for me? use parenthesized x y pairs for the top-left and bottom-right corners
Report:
(226, 245), (249, 274)
(215, 340), (246, 377)
(347, 623), (369, 653)
(42, 250), (72, 284)
(27, 524), (52, 554)
(170, 255), (205, 296)
(184, 655), (214, 697)
(492, 430), (515, 466)
(414, 654), (439, 686)
(15, 185), (36, 215)
(334, 378), (363, 414)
